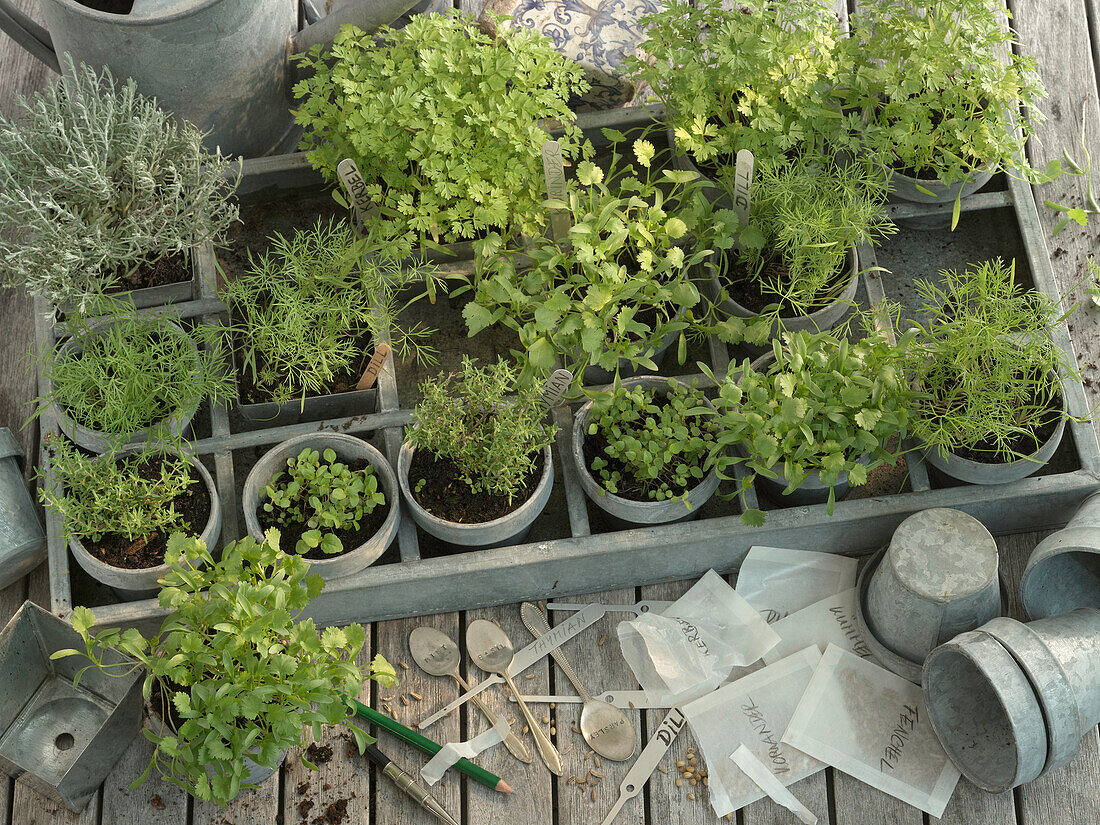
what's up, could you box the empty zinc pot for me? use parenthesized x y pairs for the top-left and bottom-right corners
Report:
(397, 442), (554, 548)
(857, 508), (1001, 680)
(1020, 491), (1100, 619)
(922, 629), (1048, 793)
(243, 433), (400, 580)
(886, 165), (994, 230)
(0, 428), (46, 590)
(571, 376), (720, 525)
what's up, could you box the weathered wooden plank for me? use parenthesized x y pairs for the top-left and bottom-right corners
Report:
(280, 632), (377, 825)
(191, 772), (280, 825)
(466, 602), (554, 825)
(639, 579), (732, 825)
(98, 734), (188, 825)
(372, 612), (462, 825)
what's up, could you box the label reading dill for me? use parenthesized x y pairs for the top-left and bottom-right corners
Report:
(356, 342), (392, 391)
(542, 140), (571, 242)
(733, 149), (754, 228)
(337, 158), (377, 235)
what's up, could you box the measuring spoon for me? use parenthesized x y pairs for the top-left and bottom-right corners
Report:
(467, 619), (563, 776)
(408, 627), (532, 764)
(521, 603), (637, 761)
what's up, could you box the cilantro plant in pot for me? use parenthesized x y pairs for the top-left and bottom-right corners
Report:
(844, 0), (1049, 221)
(242, 433), (399, 581)
(461, 136), (718, 386)
(631, 0), (852, 185)
(572, 376), (721, 525)
(707, 157), (895, 349)
(905, 258), (1081, 485)
(221, 218), (440, 424)
(53, 532), (397, 806)
(34, 309), (235, 454)
(0, 60), (238, 313)
(703, 317), (919, 526)
(39, 435), (220, 601)
(292, 11), (589, 262)
(400, 357), (557, 548)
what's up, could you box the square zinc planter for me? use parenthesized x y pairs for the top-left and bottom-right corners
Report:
(0, 601), (143, 812)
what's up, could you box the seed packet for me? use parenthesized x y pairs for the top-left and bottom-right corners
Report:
(735, 546), (858, 623)
(680, 646), (825, 818)
(782, 645), (961, 818)
(762, 588), (874, 665)
(618, 570), (780, 706)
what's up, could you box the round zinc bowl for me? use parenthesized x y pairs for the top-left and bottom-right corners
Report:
(0, 427), (46, 590)
(856, 508), (1002, 679)
(1020, 491), (1100, 619)
(243, 433), (400, 580)
(922, 629), (1048, 793)
(147, 707), (285, 786)
(887, 165), (994, 204)
(68, 453), (221, 602)
(397, 442), (554, 549)
(571, 376), (720, 525)
(581, 324), (682, 386)
(53, 317), (202, 455)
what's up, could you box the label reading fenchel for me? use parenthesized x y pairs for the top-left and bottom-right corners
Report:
(542, 140), (571, 242)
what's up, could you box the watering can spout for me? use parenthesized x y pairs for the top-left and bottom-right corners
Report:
(291, 0), (419, 54)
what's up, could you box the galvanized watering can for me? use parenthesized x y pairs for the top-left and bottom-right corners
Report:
(0, 0), (420, 158)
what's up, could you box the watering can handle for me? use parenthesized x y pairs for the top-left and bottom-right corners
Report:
(0, 0), (59, 73)
(290, 0), (422, 55)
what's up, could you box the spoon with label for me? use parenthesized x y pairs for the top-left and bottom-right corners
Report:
(467, 619), (563, 776)
(408, 626), (532, 764)
(521, 602), (637, 761)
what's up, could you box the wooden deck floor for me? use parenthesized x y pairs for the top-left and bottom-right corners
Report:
(1, 1), (1099, 823)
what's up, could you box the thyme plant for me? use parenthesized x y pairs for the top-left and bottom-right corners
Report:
(292, 12), (590, 258)
(53, 532), (397, 807)
(406, 357), (558, 503)
(34, 308), (234, 449)
(905, 258), (1076, 461)
(221, 218), (439, 407)
(630, 0), (851, 172)
(0, 58), (238, 312)
(461, 135), (719, 386)
(261, 447), (386, 556)
(704, 316), (920, 525)
(586, 379), (719, 505)
(39, 435), (197, 545)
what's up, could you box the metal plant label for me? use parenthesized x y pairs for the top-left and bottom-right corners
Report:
(733, 149), (754, 228)
(542, 140), (571, 242)
(337, 158), (378, 235)
(540, 369), (573, 409)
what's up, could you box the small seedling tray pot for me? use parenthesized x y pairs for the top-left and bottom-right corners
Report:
(0, 601), (142, 812)
(35, 104), (1100, 632)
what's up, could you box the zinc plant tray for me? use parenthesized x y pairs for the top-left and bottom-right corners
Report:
(36, 104), (1100, 633)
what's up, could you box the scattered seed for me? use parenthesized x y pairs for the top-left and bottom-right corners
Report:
(690, 778), (697, 786)
(562, 745), (573, 755)
(508, 718), (516, 725)
(400, 695), (409, 706)
(525, 673), (536, 679)
(676, 761), (685, 767)
(676, 779), (682, 788)
(409, 691), (422, 701)
(703, 777), (709, 787)
(382, 704), (392, 714)
(399, 662), (409, 670)
(523, 725), (530, 734)
(598, 633), (607, 646)
(381, 696), (394, 702)
(591, 770), (604, 779)
(542, 716), (550, 724)
(550, 727), (557, 735)
(687, 792), (696, 800)
(585, 750), (594, 761)
(571, 726), (581, 734)
(590, 789), (597, 803)
(567, 776), (576, 785)
(594, 756), (601, 769)
(550, 702), (556, 709)
(726, 815), (733, 820)
(628, 701), (636, 709)
(657, 765), (668, 774)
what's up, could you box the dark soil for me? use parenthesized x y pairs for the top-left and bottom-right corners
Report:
(719, 251), (850, 316)
(883, 97), (984, 180)
(298, 799), (315, 821)
(582, 398), (710, 502)
(305, 742), (333, 765)
(409, 449), (544, 524)
(104, 252), (190, 293)
(231, 317), (375, 405)
(257, 459), (391, 560)
(951, 388), (1063, 464)
(314, 799), (349, 825)
(82, 457), (210, 570)
(74, 0), (134, 13)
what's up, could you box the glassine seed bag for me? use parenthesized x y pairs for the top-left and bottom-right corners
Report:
(680, 646), (826, 818)
(762, 588), (875, 665)
(618, 570), (780, 706)
(782, 645), (961, 818)
(735, 546), (858, 623)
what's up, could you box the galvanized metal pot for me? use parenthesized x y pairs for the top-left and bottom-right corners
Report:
(0, 428), (46, 591)
(579, 322), (682, 386)
(571, 376), (720, 525)
(397, 442), (554, 548)
(856, 508), (1002, 681)
(0, 601), (143, 813)
(886, 165), (994, 230)
(53, 317), (201, 455)
(922, 629), (1048, 793)
(1020, 491), (1100, 619)
(243, 432), (400, 580)
(147, 708), (286, 788)
(0, 0), (421, 159)
(68, 452), (221, 601)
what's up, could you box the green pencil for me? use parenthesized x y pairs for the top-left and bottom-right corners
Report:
(346, 696), (514, 794)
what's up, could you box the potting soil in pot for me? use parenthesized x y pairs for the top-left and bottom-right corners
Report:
(719, 252), (850, 316)
(948, 389), (1063, 464)
(409, 449), (545, 524)
(84, 456), (210, 570)
(104, 252), (190, 294)
(257, 458), (391, 561)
